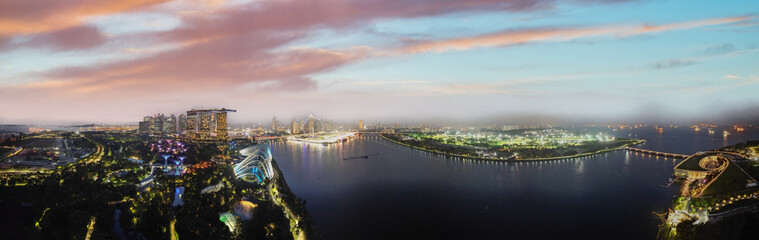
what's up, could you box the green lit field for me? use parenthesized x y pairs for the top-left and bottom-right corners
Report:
(384, 129), (642, 160)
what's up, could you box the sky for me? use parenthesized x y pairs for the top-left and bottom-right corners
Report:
(0, 0), (758, 125)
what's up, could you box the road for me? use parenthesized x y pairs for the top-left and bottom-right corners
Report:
(268, 168), (306, 240)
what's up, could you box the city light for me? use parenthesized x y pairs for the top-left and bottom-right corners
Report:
(1, 0), (757, 239)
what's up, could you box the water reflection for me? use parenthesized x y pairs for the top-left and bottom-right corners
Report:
(271, 128), (759, 240)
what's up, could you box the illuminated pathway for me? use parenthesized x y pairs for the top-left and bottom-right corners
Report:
(268, 176), (306, 240)
(623, 147), (689, 159)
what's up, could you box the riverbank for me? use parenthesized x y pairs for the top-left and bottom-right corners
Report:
(379, 133), (646, 162)
(270, 159), (318, 240)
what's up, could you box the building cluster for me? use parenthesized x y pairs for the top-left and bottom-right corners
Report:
(138, 109), (405, 140)
(139, 108), (236, 142)
(186, 108), (236, 141)
(139, 113), (185, 135)
(285, 114), (337, 135)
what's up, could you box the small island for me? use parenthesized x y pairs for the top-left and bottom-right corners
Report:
(380, 128), (645, 161)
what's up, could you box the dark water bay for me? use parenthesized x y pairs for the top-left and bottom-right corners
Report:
(271, 126), (759, 239)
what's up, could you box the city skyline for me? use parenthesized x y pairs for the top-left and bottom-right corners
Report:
(3, 1), (759, 239)
(1, 0), (758, 124)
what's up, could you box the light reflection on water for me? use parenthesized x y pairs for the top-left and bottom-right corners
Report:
(271, 128), (759, 240)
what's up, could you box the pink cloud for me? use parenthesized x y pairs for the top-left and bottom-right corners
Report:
(161, 0), (550, 43)
(11, 0), (557, 97)
(400, 16), (754, 53)
(1, 0), (648, 123)
(18, 25), (106, 51)
(27, 36), (367, 97)
(0, 0), (171, 35)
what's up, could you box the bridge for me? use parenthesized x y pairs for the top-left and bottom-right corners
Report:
(623, 147), (689, 159)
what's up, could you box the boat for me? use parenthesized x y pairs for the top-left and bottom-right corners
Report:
(343, 153), (381, 160)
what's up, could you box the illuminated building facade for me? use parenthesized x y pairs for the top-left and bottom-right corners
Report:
(359, 120), (364, 130)
(186, 108), (236, 142)
(291, 119), (300, 134)
(234, 145), (274, 184)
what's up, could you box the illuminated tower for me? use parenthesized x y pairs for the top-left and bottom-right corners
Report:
(272, 116), (277, 131)
(199, 112), (211, 139)
(186, 108), (236, 141)
(186, 112), (197, 137)
(359, 120), (364, 131)
(291, 119), (299, 134)
(215, 111), (228, 140)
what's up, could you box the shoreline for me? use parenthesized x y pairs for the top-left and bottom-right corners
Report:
(378, 133), (646, 162)
(270, 159), (318, 239)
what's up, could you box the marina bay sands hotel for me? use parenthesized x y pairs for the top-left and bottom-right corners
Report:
(186, 108), (236, 142)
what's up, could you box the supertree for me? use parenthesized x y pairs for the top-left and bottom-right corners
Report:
(151, 139), (188, 175)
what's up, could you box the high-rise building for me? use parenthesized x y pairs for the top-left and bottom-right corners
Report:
(308, 114), (315, 134)
(164, 114), (176, 133)
(186, 112), (197, 136)
(177, 114), (187, 134)
(272, 117), (278, 131)
(139, 120), (150, 133)
(152, 113), (166, 135)
(139, 114), (181, 135)
(291, 119), (299, 134)
(359, 120), (364, 131)
(186, 108), (236, 141)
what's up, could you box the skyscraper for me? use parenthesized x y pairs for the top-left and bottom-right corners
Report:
(291, 119), (299, 134)
(359, 120), (364, 131)
(186, 112), (197, 136)
(151, 113), (166, 134)
(164, 114), (176, 133)
(186, 108), (236, 141)
(177, 114), (187, 134)
(139, 118), (150, 133)
(272, 116), (278, 131)
(139, 114), (182, 134)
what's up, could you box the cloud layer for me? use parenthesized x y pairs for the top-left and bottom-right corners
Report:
(1, 0), (757, 123)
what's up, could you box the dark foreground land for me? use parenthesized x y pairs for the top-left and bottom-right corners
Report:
(0, 131), (316, 239)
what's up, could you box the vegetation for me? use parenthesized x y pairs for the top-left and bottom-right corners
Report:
(382, 130), (642, 161)
(0, 131), (316, 239)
